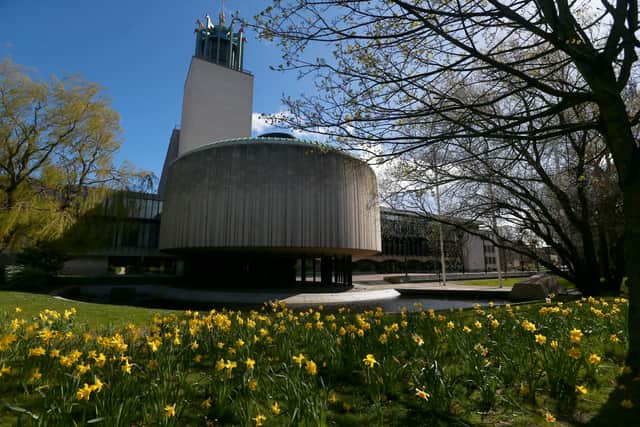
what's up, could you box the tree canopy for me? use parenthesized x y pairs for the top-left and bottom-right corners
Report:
(255, 0), (640, 370)
(0, 58), (151, 253)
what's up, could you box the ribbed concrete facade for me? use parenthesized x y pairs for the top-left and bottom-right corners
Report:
(159, 138), (380, 256)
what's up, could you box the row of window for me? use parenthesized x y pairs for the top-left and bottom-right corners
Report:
(109, 220), (160, 250)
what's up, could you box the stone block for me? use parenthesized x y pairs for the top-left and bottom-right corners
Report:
(509, 274), (565, 301)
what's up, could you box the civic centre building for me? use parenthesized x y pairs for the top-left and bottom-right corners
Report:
(62, 12), (510, 283)
(63, 12), (381, 286)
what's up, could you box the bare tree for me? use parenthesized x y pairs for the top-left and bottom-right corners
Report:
(383, 125), (624, 295)
(255, 0), (640, 369)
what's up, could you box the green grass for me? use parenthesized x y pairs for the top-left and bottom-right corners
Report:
(459, 276), (576, 289)
(0, 290), (634, 426)
(0, 291), (175, 328)
(458, 277), (523, 287)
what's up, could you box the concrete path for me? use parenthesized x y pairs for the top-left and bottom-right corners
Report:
(55, 278), (513, 307)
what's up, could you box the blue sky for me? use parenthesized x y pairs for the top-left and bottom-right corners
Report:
(0, 0), (308, 178)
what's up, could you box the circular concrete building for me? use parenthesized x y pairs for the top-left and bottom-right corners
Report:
(155, 15), (380, 287)
(159, 135), (380, 286)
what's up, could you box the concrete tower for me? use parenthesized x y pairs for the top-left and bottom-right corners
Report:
(179, 11), (253, 156)
(159, 11), (254, 195)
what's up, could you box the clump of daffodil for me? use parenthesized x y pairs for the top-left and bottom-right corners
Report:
(570, 328), (583, 344)
(521, 320), (536, 332)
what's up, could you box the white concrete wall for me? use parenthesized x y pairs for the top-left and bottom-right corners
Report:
(463, 234), (486, 272)
(179, 57), (253, 156)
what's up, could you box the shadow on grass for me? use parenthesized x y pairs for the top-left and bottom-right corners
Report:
(584, 371), (639, 427)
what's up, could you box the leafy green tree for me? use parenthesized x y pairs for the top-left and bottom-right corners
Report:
(0, 58), (149, 254)
(255, 0), (640, 370)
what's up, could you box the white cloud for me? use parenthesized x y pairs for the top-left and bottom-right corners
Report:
(251, 112), (276, 134)
(251, 110), (327, 142)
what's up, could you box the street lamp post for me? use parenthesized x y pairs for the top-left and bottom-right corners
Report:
(433, 151), (447, 287)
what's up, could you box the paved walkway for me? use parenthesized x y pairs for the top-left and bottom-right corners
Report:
(55, 276), (514, 306)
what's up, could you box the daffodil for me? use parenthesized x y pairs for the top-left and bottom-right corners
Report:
(575, 385), (588, 395)
(74, 363), (91, 376)
(447, 321), (455, 329)
(0, 364), (10, 377)
(91, 377), (105, 393)
(535, 334), (547, 345)
(588, 353), (601, 365)
(271, 401), (281, 415)
(362, 353), (378, 368)
(164, 403), (176, 417)
(216, 358), (225, 371)
(245, 358), (256, 369)
(28, 347), (46, 357)
(305, 360), (318, 375)
(76, 383), (93, 401)
(201, 398), (212, 409)
(569, 328), (583, 344)
(415, 388), (430, 401)
(412, 335), (424, 346)
(224, 360), (237, 377)
(293, 353), (305, 367)
(521, 320), (536, 332)
(253, 414), (267, 426)
(30, 368), (42, 381)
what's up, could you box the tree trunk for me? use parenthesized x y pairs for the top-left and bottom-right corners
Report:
(584, 76), (640, 372)
(623, 179), (640, 372)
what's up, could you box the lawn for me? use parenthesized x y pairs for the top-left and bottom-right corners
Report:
(459, 276), (576, 289)
(0, 291), (173, 328)
(0, 291), (635, 426)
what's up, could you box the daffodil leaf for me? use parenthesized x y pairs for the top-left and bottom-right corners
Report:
(2, 401), (39, 420)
